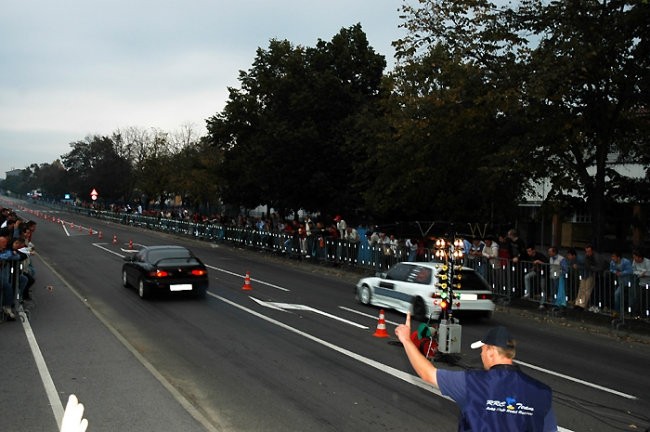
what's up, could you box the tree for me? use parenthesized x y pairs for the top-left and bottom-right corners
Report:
(206, 24), (386, 218)
(391, 0), (649, 246)
(61, 135), (132, 202)
(368, 0), (531, 224)
(518, 0), (650, 247)
(174, 136), (223, 213)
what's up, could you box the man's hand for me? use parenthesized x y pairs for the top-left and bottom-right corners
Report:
(60, 394), (88, 432)
(394, 311), (412, 344)
(394, 312), (440, 387)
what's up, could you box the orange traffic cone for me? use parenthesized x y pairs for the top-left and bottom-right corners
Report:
(89, 228), (93, 235)
(373, 309), (390, 338)
(98, 231), (103, 240)
(242, 271), (253, 291)
(128, 239), (133, 249)
(112, 235), (117, 244)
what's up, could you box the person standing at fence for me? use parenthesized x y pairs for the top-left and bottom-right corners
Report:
(468, 236), (486, 275)
(343, 225), (360, 265)
(632, 249), (650, 317)
(574, 244), (604, 311)
(507, 229), (526, 264)
(481, 235), (499, 285)
(405, 237), (418, 262)
(610, 251), (633, 318)
(0, 230), (26, 320)
(523, 245), (548, 307)
(334, 215), (347, 262)
(547, 247), (568, 309)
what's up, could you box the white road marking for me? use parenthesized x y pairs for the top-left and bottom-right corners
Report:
(93, 243), (125, 257)
(250, 297), (369, 329)
(19, 310), (65, 427)
(339, 305), (403, 326)
(204, 264), (290, 292)
(514, 359), (637, 400)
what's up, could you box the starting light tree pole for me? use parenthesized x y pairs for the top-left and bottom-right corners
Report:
(433, 236), (465, 355)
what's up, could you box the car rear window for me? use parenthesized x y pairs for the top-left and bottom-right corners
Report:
(456, 270), (490, 290)
(405, 266), (432, 285)
(148, 248), (192, 263)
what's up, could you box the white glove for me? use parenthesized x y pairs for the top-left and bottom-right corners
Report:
(60, 394), (89, 432)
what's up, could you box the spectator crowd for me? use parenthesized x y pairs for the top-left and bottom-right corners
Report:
(1, 207), (37, 321)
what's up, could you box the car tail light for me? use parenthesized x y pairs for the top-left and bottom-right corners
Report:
(190, 269), (207, 276)
(479, 293), (493, 300)
(150, 270), (170, 278)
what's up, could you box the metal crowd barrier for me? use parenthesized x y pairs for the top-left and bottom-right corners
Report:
(462, 257), (649, 323)
(1, 260), (25, 322)
(40, 204), (650, 324)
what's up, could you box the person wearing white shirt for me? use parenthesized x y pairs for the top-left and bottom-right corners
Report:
(632, 249), (650, 316)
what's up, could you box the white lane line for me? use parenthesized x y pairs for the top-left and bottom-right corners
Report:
(212, 293), (582, 431)
(514, 359), (637, 400)
(205, 265), (290, 292)
(250, 297), (369, 329)
(93, 243), (125, 258)
(19, 310), (65, 427)
(339, 306), (402, 326)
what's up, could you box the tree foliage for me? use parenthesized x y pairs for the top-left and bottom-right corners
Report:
(388, 0), (650, 246)
(61, 135), (132, 202)
(206, 24), (386, 218)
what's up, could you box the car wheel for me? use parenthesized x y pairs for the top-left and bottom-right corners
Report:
(122, 270), (130, 288)
(412, 297), (427, 322)
(358, 285), (371, 305)
(138, 279), (150, 299)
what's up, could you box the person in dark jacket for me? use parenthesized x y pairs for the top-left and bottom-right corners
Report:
(395, 317), (558, 431)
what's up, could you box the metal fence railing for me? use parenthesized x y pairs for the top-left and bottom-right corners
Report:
(1, 260), (26, 322)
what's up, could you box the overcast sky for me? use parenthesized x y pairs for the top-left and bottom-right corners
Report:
(0, 0), (404, 178)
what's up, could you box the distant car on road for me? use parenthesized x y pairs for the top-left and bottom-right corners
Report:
(122, 245), (209, 299)
(355, 261), (495, 321)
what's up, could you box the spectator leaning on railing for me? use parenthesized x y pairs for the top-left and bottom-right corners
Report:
(1, 228), (27, 320)
(610, 251), (634, 318)
(574, 244), (605, 311)
(632, 249), (650, 318)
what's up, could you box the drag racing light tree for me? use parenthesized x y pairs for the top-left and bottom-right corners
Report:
(434, 237), (464, 354)
(434, 238), (465, 321)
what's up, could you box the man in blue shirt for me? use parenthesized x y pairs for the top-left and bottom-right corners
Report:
(395, 316), (558, 431)
(609, 251), (634, 318)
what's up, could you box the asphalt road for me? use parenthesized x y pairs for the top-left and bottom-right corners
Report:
(2, 198), (650, 432)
